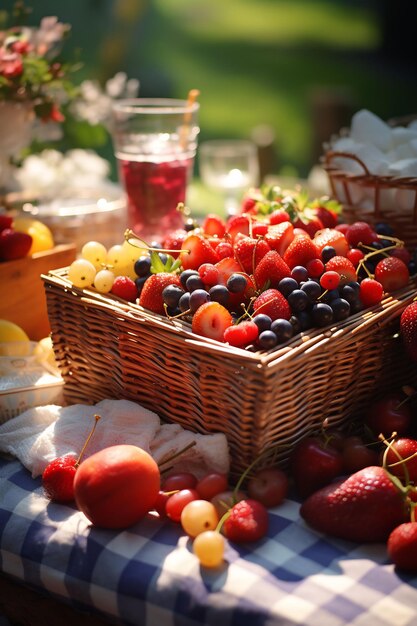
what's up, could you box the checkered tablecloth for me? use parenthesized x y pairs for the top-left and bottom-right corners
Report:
(0, 457), (416, 626)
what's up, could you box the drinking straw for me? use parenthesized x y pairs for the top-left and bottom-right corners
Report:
(180, 88), (200, 147)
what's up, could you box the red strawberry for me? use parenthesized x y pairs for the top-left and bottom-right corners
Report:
(0, 229), (32, 261)
(223, 320), (259, 348)
(264, 221), (294, 256)
(226, 215), (251, 242)
(180, 234), (219, 270)
(215, 257), (242, 285)
(345, 221), (378, 247)
(191, 301), (233, 342)
(313, 205), (338, 228)
(387, 522), (417, 573)
(201, 213), (226, 238)
(374, 257), (410, 292)
(253, 288), (291, 321)
(283, 233), (319, 269)
(400, 301), (417, 362)
(268, 208), (290, 225)
(300, 466), (407, 543)
(234, 236), (270, 274)
(293, 214), (324, 238)
(254, 250), (291, 290)
(42, 455), (78, 503)
(314, 228), (349, 257)
(139, 273), (181, 315)
(223, 499), (269, 543)
(325, 255), (357, 285)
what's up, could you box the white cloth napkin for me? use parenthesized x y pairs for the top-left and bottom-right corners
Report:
(0, 399), (230, 478)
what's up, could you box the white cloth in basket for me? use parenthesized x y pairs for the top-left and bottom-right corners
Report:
(0, 399), (230, 478)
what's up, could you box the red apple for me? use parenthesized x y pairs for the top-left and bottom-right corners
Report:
(290, 436), (344, 498)
(73, 444), (160, 528)
(0, 228), (32, 261)
(0, 214), (13, 234)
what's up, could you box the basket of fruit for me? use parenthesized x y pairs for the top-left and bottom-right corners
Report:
(322, 110), (417, 249)
(42, 188), (417, 474)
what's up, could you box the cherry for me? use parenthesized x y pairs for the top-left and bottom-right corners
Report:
(383, 437), (417, 483)
(195, 472), (228, 500)
(247, 467), (289, 508)
(162, 472), (197, 492)
(42, 414), (100, 503)
(366, 394), (412, 438)
(341, 436), (379, 474)
(290, 436), (344, 498)
(165, 488), (200, 522)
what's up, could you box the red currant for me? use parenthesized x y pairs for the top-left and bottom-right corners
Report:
(320, 270), (340, 291)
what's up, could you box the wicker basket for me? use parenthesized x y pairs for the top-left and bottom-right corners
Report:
(42, 268), (417, 474)
(323, 150), (417, 249)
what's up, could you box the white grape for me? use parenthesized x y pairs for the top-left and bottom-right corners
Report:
(94, 269), (115, 293)
(81, 241), (108, 270)
(107, 245), (130, 276)
(68, 259), (97, 288)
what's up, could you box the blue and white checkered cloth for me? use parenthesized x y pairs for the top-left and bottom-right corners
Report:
(1, 457), (416, 626)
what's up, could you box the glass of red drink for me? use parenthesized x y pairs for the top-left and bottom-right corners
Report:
(111, 98), (200, 243)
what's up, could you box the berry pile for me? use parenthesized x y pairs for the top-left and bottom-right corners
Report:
(67, 186), (415, 352)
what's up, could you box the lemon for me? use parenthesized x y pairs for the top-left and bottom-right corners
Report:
(0, 319), (31, 356)
(13, 217), (55, 254)
(33, 336), (59, 373)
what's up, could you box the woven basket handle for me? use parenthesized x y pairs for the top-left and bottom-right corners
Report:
(324, 151), (371, 177)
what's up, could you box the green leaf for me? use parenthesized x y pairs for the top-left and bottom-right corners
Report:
(150, 251), (166, 274)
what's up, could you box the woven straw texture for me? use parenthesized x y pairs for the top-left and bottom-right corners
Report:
(43, 269), (417, 474)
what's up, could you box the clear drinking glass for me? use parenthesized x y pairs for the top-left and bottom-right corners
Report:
(111, 98), (200, 242)
(199, 140), (260, 217)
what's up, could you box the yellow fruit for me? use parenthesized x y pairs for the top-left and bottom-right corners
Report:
(33, 336), (59, 373)
(13, 217), (55, 254)
(0, 319), (31, 355)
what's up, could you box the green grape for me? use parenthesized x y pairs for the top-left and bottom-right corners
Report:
(81, 241), (107, 270)
(94, 268), (115, 293)
(193, 531), (225, 568)
(68, 259), (96, 288)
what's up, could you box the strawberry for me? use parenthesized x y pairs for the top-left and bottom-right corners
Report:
(314, 228), (349, 257)
(234, 236), (270, 274)
(312, 205), (338, 229)
(253, 288), (291, 321)
(268, 208), (290, 225)
(345, 221), (378, 247)
(224, 320), (259, 348)
(282, 233), (319, 269)
(254, 250), (291, 290)
(215, 257), (242, 285)
(374, 257), (410, 292)
(300, 466), (407, 543)
(201, 213), (226, 238)
(400, 301), (417, 362)
(191, 301), (233, 342)
(223, 499), (269, 543)
(264, 221), (294, 256)
(387, 522), (417, 573)
(226, 215), (251, 242)
(139, 273), (181, 315)
(325, 255), (357, 285)
(0, 228), (32, 261)
(180, 234), (219, 270)
(42, 455), (78, 503)
(293, 215), (324, 238)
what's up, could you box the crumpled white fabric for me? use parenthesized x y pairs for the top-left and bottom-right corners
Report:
(0, 399), (230, 479)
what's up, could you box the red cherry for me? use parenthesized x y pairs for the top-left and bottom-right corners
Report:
(384, 437), (417, 483)
(247, 467), (289, 508)
(366, 394), (412, 438)
(162, 472), (197, 492)
(290, 436), (344, 498)
(165, 488), (200, 522)
(195, 472), (228, 500)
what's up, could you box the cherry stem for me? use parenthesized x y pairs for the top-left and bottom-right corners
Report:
(380, 433), (412, 494)
(216, 508), (231, 533)
(124, 228), (190, 255)
(158, 440), (197, 469)
(76, 414), (101, 467)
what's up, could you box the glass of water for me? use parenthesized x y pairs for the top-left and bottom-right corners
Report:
(199, 139), (260, 217)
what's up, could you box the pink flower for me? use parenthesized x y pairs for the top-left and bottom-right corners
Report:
(0, 50), (23, 78)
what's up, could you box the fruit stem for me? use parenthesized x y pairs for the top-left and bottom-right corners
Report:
(216, 508), (231, 533)
(124, 228), (190, 255)
(76, 414), (101, 467)
(380, 433), (412, 494)
(158, 440), (197, 470)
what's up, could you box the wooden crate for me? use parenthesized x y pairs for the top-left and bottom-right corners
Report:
(0, 244), (76, 340)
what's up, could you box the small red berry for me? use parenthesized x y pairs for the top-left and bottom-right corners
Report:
(223, 499), (269, 543)
(224, 320), (259, 348)
(359, 278), (384, 307)
(42, 455), (78, 503)
(347, 248), (365, 267)
(306, 258), (324, 278)
(111, 275), (138, 302)
(320, 270), (340, 291)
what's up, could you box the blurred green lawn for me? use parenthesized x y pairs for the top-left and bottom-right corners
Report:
(11, 0), (417, 178)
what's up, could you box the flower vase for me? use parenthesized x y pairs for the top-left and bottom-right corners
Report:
(0, 102), (34, 192)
